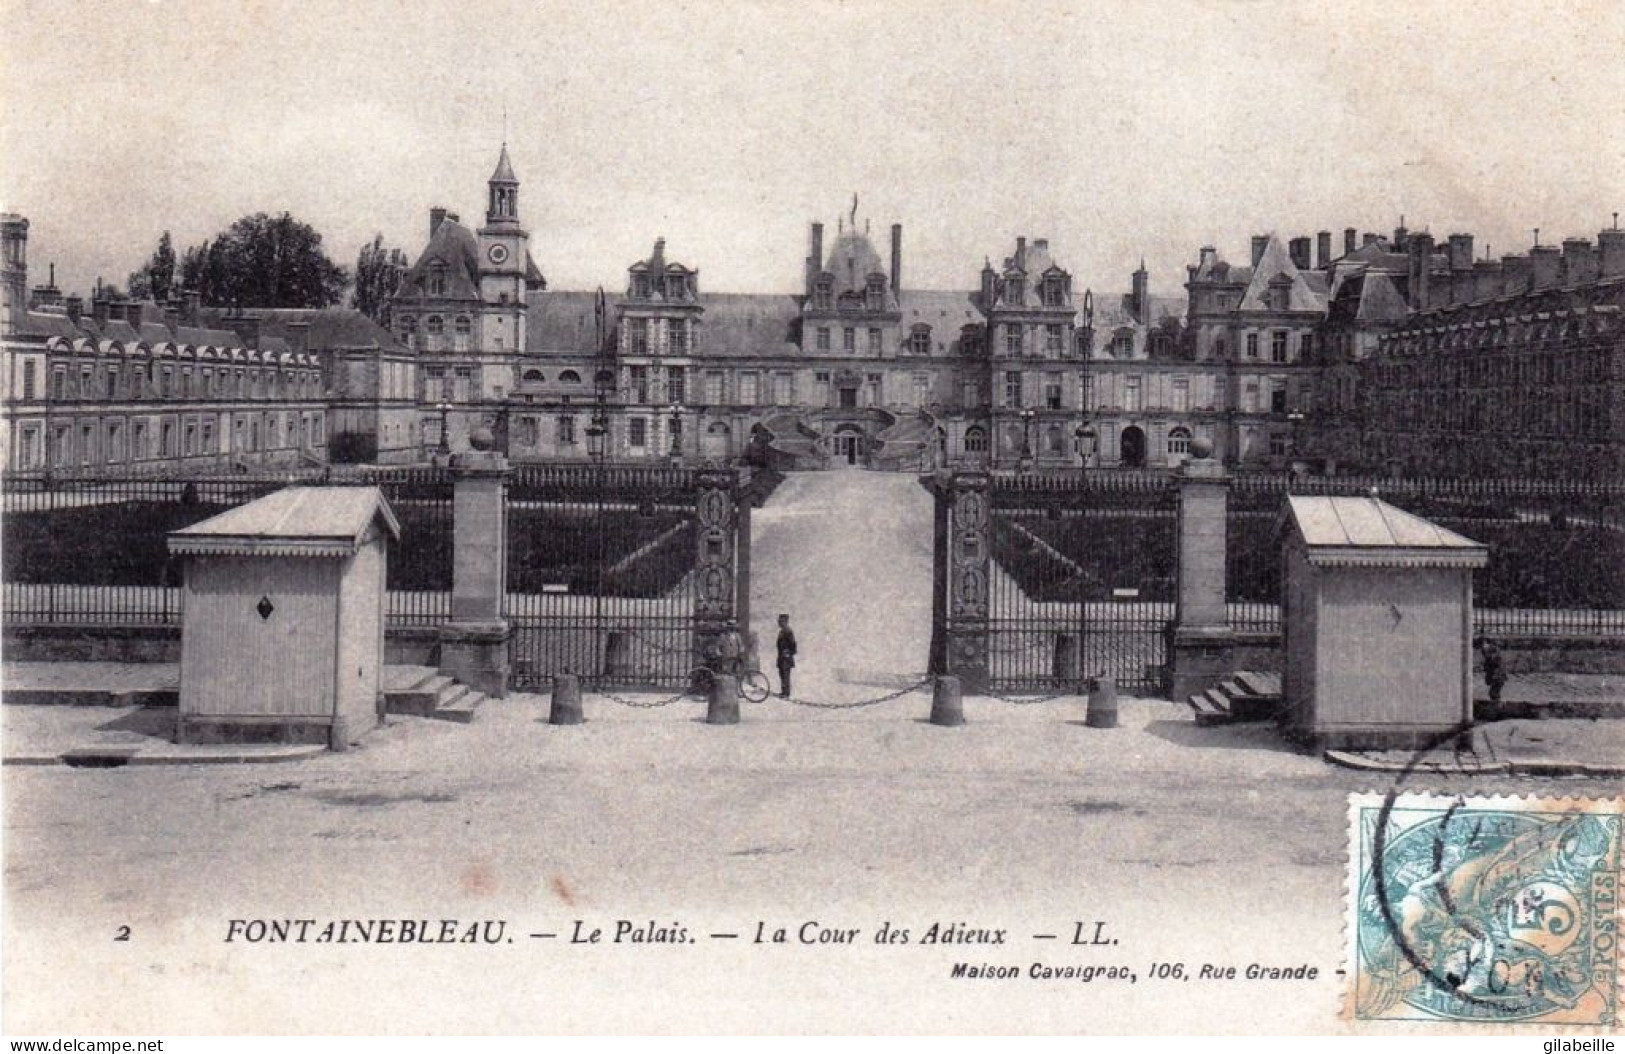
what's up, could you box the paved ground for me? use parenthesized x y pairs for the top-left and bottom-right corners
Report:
(4, 468), (1623, 1034)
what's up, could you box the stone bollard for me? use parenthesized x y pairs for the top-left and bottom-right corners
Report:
(550, 674), (584, 726)
(1052, 633), (1081, 682)
(707, 674), (740, 725)
(1086, 676), (1119, 729)
(930, 675), (965, 727)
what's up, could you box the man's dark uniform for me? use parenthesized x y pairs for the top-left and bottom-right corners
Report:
(776, 623), (798, 699)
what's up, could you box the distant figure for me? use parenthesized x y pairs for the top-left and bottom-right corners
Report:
(710, 623), (744, 679)
(775, 613), (797, 699)
(1477, 637), (1507, 704)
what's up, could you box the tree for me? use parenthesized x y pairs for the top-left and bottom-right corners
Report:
(174, 213), (350, 309)
(127, 231), (177, 302)
(352, 234), (406, 325)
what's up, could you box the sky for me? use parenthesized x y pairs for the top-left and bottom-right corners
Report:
(3, 0), (1623, 304)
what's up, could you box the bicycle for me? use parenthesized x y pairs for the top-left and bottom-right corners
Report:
(686, 664), (773, 704)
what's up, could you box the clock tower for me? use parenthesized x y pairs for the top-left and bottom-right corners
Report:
(476, 142), (531, 367)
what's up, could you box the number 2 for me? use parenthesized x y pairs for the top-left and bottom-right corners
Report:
(114, 926), (131, 942)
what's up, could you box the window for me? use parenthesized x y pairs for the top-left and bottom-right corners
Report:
(704, 371), (724, 404)
(633, 274), (651, 299)
(1269, 432), (1290, 456)
(739, 372), (759, 405)
(1005, 326), (1022, 356)
(1172, 377), (1189, 412)
(452, 368), (472, 403)
(667, 318), (687, 353)
(558, 369), (581, 384)
(1124, 376), (1142, 411)
(79, 424), (94, 465)
(1271, 388), (1287, 414)
(557, 416), (576, 445)
(815, 371), (832, 405)
(200, 421), (212, 455)
(107, 422), (123, 463)
(630, 365), (649, 402)
(1042, 278), (1065, 308)
(454, 316), (472, 351)
(1300, 332), (1315, 359)
(1004, 370), (1023, 408)
(843, 328), (856, 353)
(866, 373), (882, 406)
(816, 327), (831, 352)
(666, 274), (686, 300)
(964, 426), (988, 453)
(1045, 324), (1063, 356)
(426, 317), (444, 352)
(630, 321), (649, 355)
(1004, 278), (1024, 303)
(51, 366), (67, 400)
(80, 365), (94, 398)
(1081, 373), (1093, 410)
(868, 327), (882, 354)
(1243, 381), (1259, 413)
(629, 417), (647, 449)
(909, 326), (931, 355)
(913, 372), (930, 408)
(21, 360), (35, 400)
(1044, 372), (1062, 410)
(428, 263), (447, 297)
(814, 278), (833, 312)
(399, 316), (417, 349)
(1168, 427), (1192, 455)
(1110, 331), (1134, 358)
(1271, 331), (1288, 363)
(774, 372), (793, 405)
(1246, 333), (1259, 359)
(666, 366), (686, 404)
(866, 275), (886, 310)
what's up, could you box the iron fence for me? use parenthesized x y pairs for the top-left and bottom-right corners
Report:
(987, 472), (1178, 691)
(504, 462), (704, 689)
(1, 465), (454, 629)
(1226, 474), (1625, 637)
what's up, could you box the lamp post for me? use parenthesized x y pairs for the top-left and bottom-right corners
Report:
(1018, 407), (1036, 473)
(1073, 421), (1097, 478)
(435, 399), (452, 457)
(666, 401), (682, 463)
(1286, 409), (1308, 476)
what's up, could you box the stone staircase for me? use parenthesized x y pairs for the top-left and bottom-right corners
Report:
(383, 665), (487, 724)
(1187, 670), (1281, 727)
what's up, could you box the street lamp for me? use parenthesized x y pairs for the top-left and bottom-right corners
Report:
(666, 401), (682, 463)
(1073, 421), (1097, 476)
(435, 399), (452, 456)
(1018, 407), (1036, 473)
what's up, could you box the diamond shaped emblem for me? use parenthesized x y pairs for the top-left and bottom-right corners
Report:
(256, 596), (275, 620)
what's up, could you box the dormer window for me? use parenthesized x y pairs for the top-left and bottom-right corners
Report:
(866, 274), (886, 310)
(665, 274), (686, 300)
(633, 274), (651, 299)
(1005, 278), (1025, 304)
(1042, 277), (1065, 308)
(909, 325), (931, 355)
(814, 277), (833, 312)
(428, 262), (448, 297)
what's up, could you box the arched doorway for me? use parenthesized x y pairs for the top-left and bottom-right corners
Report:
(1120, 425), (1147, 468)
(832, 423), (866, 466)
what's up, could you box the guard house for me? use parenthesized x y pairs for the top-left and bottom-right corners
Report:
(168, 487), (401, 748)
(1278, 495), (1488, 750)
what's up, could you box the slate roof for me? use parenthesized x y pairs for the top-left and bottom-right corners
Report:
(699, 293), (802, 357)
(9, 311), (81, 339)
(526, 290), (609, 354)
(1239, 234), (1328, 313)
(490, 143), (518, 183)
(169, 486), (401, 557)
(1282, 496), (1486, 567)
(821, 228), (887, 294)
(395, 218), (483, 301)
(1093, 293), (1185, 329)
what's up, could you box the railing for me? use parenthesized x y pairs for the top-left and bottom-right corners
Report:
(1225, 473), (1625, 638)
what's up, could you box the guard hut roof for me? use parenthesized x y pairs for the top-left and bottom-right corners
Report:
(1277, 495), (1487, 568)
(168, 487), (401, 558)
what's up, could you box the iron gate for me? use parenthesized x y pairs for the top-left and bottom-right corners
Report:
(936, 470), (1177, 694)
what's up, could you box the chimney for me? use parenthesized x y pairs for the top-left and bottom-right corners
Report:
(1363, 232), (1380, 247)
(1599, 226), (1625, 278)
(1344, 228), (1357, 257)
(1530, 244), (1561, 290)
(1198, 245), (1217, 270)
(65, 295), (82, 323)
(1131, 263), (1150, 326)
(91, 293), (109, 326)
(1016, 236), (1027, 269)
(1472, 259), (1502, 301)
(445, 211), (459, 225)
(1288, 236), (1311, 270)
(1501, 254), (1532, 295)
(890, 223), (902, 297)
(1316, 231), (1332, 268)
(430, 206), (447, 239)
(1251, 235), (1268, 267)
(231, 311), (262, 350)
(980, 261), (996, 306)
(184, 289), (202, 326)
(1393, 219), (1409, 252)
(1408, 233), (1434, 309)
(1447, 234), (1474, 271)
(1561, 238), (1598, 286)
(808, 221), (824, 296)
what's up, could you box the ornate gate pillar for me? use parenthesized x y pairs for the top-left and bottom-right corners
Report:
(945, 470), (992, 693)
(693, 466), (741, 665)
(1164, 439), (1236, 702)
(439, 445), (512, 698)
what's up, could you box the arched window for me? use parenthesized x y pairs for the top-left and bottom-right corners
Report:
(964, 425), (988, 453)
(1167, 426), (1192, 455)
(558, 370), (581, 384)
(522, 368), (545, 384)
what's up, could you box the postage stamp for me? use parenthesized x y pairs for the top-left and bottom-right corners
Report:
(1346, 793), (1622, 1028)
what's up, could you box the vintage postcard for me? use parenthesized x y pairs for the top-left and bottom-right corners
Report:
(2, 0), (1623, 1038)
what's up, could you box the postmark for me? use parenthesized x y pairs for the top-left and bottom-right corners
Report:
(1347, 791), (1622, 1027)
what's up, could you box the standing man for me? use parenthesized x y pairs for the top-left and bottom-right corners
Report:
(775, 613), (797, 699)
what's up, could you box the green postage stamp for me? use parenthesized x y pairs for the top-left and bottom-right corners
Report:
(1347, 793), (1622, 1028)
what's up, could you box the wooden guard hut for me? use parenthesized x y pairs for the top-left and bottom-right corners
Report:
(1278, 495), (1488, 750)
(168, 486), (401, 748)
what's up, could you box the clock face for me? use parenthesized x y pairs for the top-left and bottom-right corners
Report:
(487, 243), (510, 265)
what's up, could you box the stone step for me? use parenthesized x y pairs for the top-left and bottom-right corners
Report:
(1187, 689), (1230, 726)
(431, 685), (484, 724)
(1235, 670), (1282, 699)
(385, 672), (457, 717)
